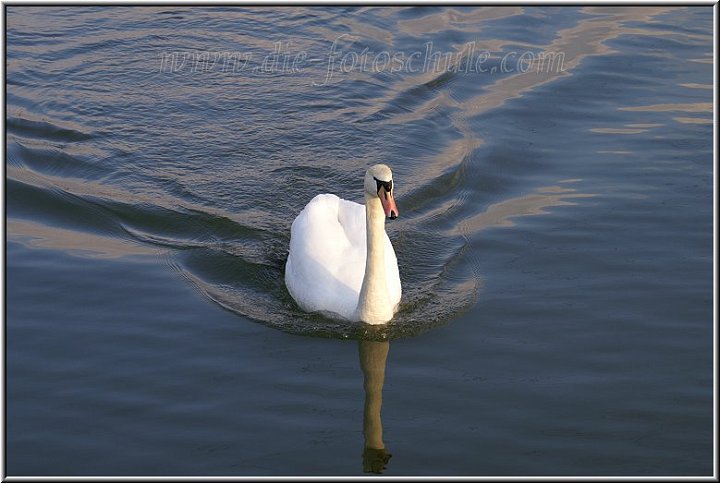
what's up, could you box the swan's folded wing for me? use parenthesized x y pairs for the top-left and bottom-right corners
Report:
(336, 197), (368, 292)
(286, 194), (363, 319)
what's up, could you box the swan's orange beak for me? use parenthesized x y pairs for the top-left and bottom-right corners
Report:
(379, 187), (398, 219)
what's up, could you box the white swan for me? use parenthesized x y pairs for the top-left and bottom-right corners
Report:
(285, 164), (401, 325)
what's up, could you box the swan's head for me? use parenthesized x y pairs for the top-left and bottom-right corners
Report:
(365, 164), (399, 220)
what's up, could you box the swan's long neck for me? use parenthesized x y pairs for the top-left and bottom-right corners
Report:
(357, 194), (393, 324)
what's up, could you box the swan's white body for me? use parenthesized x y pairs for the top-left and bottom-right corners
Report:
(285, 166), (401, 324)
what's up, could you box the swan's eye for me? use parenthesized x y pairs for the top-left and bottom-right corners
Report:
(374, 177), (393, 194)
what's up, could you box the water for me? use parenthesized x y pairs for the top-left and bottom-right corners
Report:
(5, 6), (713, 476)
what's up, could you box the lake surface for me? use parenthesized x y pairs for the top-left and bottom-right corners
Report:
(5, 6), (714, 476)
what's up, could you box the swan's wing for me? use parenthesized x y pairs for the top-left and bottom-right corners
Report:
(335, 197), (367, 291)
(285, 194), (365, 319)
(337, 198), (366, 250)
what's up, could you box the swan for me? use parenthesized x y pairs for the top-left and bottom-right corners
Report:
(285, 164), (401, 325)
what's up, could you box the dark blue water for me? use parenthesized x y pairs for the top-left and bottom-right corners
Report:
(5, 6), (714, 476)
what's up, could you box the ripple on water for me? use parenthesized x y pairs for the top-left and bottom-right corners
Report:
(4, 6), (707, 347)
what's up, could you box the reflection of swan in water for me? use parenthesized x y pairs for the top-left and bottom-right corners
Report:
(358, 339), (392, 474)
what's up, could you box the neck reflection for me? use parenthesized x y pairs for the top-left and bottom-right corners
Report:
(358, 339), (392, 474)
